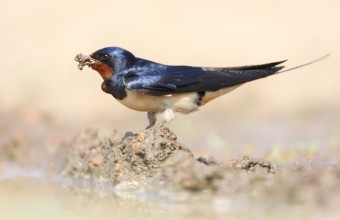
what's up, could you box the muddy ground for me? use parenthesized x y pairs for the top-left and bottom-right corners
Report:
(0, 110), (339, 219)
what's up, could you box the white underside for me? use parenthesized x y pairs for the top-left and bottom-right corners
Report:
(117, 85), (241, 115)
(117, 90), (200, 113)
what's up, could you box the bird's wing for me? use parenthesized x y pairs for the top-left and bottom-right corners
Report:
(124, 60), (286, 96)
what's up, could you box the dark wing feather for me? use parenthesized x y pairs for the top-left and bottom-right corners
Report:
(124, 59), (286, 96)
(205, 60), (287, 71)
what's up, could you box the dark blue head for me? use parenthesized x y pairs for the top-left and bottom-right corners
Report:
(90, 47), (136, 71)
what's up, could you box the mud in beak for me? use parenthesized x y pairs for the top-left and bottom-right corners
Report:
(74, 53), (99, 70)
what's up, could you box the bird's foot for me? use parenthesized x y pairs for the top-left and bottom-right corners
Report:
(156, 108), (174, 128)
(156, 120), (168, 128)
(145, 109), (174, 129)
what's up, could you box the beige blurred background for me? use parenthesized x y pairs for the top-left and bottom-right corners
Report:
(0, 0), (339, 157)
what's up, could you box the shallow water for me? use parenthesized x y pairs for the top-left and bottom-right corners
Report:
(0, 177), (323, 220)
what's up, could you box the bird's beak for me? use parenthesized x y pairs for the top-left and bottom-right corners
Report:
(74, 53), (99, 70)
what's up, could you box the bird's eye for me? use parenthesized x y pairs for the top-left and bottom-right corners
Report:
(100, 54), (110, 61)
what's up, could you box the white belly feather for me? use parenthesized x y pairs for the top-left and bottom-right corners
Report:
(117, 90), (200, 113)
(117, 85), (241, 114)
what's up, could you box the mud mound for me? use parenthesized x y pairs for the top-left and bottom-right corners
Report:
(51, 127), (193, 186)
(48, 125), (340, 206)
(51, 126), (279, 195)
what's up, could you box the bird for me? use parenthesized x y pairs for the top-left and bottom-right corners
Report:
(74, 47), (328, 129)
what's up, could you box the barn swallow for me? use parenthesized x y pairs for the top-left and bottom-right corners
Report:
(75, 47), (328, 128)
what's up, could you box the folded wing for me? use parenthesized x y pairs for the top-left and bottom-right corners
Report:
(124, 60), (286, 96)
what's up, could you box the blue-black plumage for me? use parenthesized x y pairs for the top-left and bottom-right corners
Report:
(74, 46), (324, 128)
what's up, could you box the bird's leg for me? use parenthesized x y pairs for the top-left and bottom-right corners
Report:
(157, 108), (174, 127)
(146, 112), (157, 129)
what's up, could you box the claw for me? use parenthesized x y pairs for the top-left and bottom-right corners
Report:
(155, 108), (174, 128)
(156, 120), (167, 128)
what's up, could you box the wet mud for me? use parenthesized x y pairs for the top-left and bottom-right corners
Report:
(48, 125), (338, 206)
(1, 111), (340, 219)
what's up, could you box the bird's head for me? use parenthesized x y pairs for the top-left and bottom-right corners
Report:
(75, 47), (136, 80)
